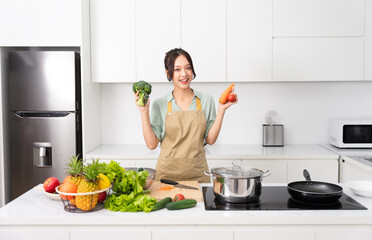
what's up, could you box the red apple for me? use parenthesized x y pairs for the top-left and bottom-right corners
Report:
(98, 191), (107, 203)
(43, 177), (60, 193)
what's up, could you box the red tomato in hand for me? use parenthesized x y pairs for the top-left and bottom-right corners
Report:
(226, 93), (236, 102)
(43, 177), (60, 193)
(174, 194), (185, 201)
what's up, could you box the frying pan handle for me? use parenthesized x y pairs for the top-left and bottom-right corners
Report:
(261, 170), (271, 178)
(303, 169), (312, 181)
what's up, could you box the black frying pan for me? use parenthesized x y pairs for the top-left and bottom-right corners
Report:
(287, 169), (343, 204)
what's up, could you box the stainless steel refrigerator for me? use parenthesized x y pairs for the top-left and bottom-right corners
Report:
(8, 50), (82, 201)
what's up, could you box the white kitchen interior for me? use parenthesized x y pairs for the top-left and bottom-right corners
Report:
(1, 0), (372, 239)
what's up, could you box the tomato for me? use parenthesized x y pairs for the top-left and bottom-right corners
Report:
(43, 177), (60, 193)
(98, 191), (107, 203)
(174, 194), (185, 201)
(59, 182), (77, 200)
(226, 93), (236, 102)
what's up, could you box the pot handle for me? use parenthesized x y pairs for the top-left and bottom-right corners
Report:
(261, 170), (271, 178)
(204, 170), (213, 177)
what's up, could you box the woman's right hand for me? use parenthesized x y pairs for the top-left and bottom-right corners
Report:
(134, 91), (150, 112)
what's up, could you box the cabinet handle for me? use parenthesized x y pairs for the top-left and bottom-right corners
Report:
(342, 159), (345, 163)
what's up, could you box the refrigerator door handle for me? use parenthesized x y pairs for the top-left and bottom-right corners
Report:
(15, 111), (71, 118)
(33, 142), (52, 168)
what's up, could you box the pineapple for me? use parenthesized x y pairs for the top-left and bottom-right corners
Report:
(75, 159), (102, 211)
(66, 155), (84, 205)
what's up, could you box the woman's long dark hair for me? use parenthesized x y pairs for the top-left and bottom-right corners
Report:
(164, 48), (196, 81)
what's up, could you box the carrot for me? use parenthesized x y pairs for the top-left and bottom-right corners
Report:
(157, 186), (175, 191)
(219, 83), (235, 104)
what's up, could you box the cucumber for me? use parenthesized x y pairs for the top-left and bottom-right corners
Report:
(166, 199), (197, 210)
(151, 197), (172, 211)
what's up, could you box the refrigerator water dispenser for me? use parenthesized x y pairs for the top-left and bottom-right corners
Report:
(33, 142), (52, 167)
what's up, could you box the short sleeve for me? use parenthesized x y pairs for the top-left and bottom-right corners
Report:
(203, 94), (216, 139)
(150, 99), (164, 141)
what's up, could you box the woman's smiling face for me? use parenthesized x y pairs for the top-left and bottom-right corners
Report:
(170, 55), (193, 89)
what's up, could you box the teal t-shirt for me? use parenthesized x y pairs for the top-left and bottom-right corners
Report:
(150, 89), (216, 142)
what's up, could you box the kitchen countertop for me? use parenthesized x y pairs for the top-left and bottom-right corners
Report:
(321, 144), (372, 168)
(86, 144), (339, 160)
(1, 183), (371, 226)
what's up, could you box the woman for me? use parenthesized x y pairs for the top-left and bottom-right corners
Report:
(134, 48), (237, 182)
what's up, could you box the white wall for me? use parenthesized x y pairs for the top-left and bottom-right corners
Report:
(101, 81), (372, 146)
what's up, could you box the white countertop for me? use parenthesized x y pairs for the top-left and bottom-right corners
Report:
(321, 144), (372, 168)
(86, 144), (339, 160)
(1, 183), (372, 226)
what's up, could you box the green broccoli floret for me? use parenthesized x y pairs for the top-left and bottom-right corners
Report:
(132, 80), (152, 106)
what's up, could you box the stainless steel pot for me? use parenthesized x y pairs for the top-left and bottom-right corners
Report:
(204, 165), (271, 203)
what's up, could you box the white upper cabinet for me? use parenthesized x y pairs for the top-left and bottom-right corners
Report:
(273, 0), (365, 36)
(0, 0), (82, 46)
(181, 0), (226, 82)
(227, 0), (272, 82)
(365, 0), (372, 80)
(90, 0), (135, 83)
(273, 38), (364, 81)
(136, 0), (181, 83)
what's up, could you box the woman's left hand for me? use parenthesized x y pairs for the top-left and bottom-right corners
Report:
(219, 90), (238, 111)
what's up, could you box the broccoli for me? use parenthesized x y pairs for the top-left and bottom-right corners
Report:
(132, 80), (152, 106)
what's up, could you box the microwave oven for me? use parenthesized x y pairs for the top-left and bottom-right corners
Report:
(329, 118), (372, 148)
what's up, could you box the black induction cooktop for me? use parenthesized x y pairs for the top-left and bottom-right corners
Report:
(203, 186), (367, 211)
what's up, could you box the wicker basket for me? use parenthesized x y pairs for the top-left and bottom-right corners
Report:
(55, 185), (111, 213)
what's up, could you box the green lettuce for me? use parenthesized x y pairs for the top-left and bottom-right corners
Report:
(104, 192), (156, 213)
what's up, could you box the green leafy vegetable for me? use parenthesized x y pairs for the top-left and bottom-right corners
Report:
(104, 192), (156, 213)
(99, 160), (155, 213)
(132, 80), (152, 106)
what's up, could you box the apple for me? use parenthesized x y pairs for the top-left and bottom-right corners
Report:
(98, 191), (107, 203)
(43, 177), (60, 193)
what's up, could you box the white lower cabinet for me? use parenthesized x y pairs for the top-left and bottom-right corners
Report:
(316, 227), (372, 240)
(339, 157), (372, 182)
(70, 230), (151, 240)
(100, 158), (338, 183)
(234, 229), (315, 240)
(0, 229), (69, 240)
(152, 230), (233, 240)
(287, 160), (338, 183)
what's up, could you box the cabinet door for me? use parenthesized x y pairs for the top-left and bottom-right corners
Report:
(287, 160), (338, 183)
(181, 0), (226, 82)
(152, 230), (233, 240)
(317, 227), (372, 240)
(273, 0), (365, 36)
(273, 38), (364, 81)
(90, 0), (135, 82)
(227, 0), (272, 82)
(339, 158), (372, 182)
(243, 160), (287, 183)
(0, 0), (82, 46)
(136, 0), (180, 83)
(365, 0), (372, 80)
(71, 230), (151, 240)
(0, 230), (69, 240)
(235, 229), (315, 240)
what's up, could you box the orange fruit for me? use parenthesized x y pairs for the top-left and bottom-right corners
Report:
(63, 175), (72, 184)
(59, 182), (77, 201)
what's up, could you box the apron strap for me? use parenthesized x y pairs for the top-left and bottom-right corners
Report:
(167, 101), (172, 113)
(196, 97), (202, 111)
(167, 96), (202, 112)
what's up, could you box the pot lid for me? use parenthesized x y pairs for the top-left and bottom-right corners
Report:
(211, 166), (263, 178)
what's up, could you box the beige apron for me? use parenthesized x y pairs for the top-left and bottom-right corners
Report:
(155, 97), (210, 183)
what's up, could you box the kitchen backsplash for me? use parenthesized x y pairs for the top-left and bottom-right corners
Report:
(101, 81), (372, 145)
